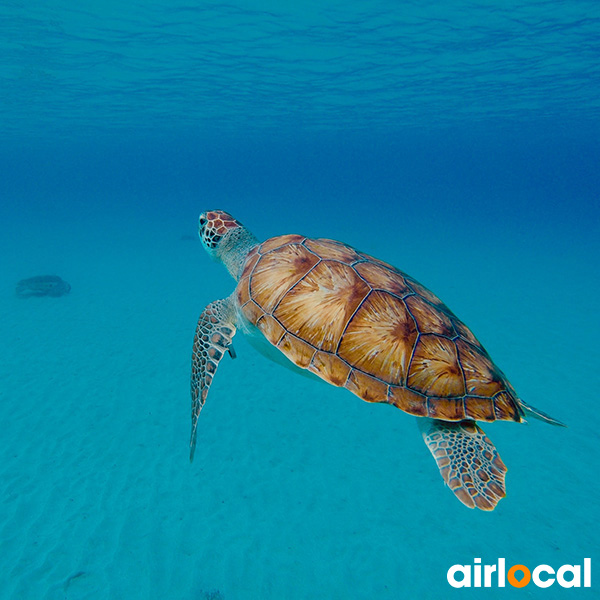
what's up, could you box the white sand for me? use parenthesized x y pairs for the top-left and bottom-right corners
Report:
(0, 205), (598, 599)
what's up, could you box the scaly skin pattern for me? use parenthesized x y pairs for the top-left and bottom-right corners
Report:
(190, 297), (236, 461)
(419, 418), (507, 510)
(199, 211), (243, 250)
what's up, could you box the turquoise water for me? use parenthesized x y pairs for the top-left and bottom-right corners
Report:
(1, 1), (599, 599)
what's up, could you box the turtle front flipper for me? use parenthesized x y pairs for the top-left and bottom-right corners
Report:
(418, 418), (507, 511)
(190, 296), (237, 461)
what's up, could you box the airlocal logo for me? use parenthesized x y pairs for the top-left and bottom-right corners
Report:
(447, 558), (591, 588)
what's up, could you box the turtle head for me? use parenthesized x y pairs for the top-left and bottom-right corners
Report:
(198, 210), (243, 254)
(199, 210), (258, 280)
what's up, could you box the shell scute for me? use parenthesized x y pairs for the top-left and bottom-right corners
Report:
(426, 397), (466, 420)
(256, 315), (286, 346)
(407, 335), (466, 397)
(260, 234), (306, 254)
(337, 290), (417, 386)
(388, 386), (428, 416)
(353, 261), (412, 296)
(493, 391), (522, 421)
(278, 333), (316, 368)
(273, 260), (369, 353)
(250, 243), (319, 312)
(454, 319), (483, 348)
(237, 272), (252, 307)
(456, 339), (504, 397)
(404, 294), (455, 337)
(240, 247), (260, 279)
(464, 396), (496, 421)
(304, 238), (362, 263)
(309, 351), (351, 387)
(345, 369), (388, 404)
(240, 300), (264, 324)
(405, 275), (448, 309)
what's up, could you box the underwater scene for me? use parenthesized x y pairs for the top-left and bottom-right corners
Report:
(0, 1), (599, 599)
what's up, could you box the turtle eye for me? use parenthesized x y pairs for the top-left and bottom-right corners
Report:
(204, 232), (222, 249)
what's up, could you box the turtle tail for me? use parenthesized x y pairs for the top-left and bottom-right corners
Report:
(518, 399), (566, 427)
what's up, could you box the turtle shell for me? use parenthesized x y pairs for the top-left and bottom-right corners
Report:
(236, 235), (524, 423)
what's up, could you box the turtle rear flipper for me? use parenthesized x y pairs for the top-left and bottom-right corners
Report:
(190, 296), (237, 461)
(418, 418), (507, 511)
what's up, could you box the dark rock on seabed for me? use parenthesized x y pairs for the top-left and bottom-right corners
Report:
(15, 275), (71, 298)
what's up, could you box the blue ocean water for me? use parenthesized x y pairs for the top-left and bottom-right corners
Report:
(0, 1), (599, 599)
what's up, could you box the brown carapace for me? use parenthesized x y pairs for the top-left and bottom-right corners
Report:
(237, 234), (522, 424)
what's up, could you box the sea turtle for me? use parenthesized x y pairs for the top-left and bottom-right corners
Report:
(190, 210), (564, 510)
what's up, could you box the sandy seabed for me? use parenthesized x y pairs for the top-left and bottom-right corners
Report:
(0, 209), (598, 600)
